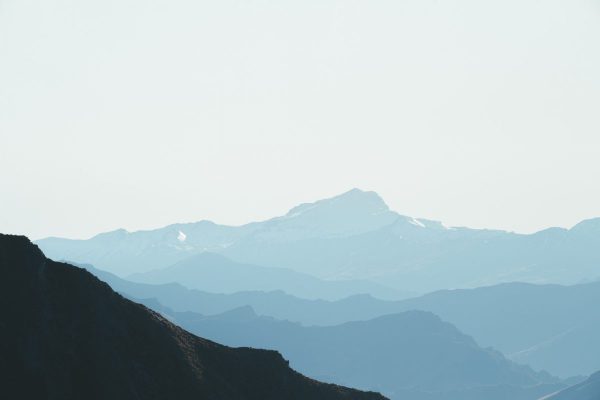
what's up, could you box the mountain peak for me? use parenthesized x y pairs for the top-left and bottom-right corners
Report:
(327, 188), (389, 209)
(286, 189), (390, 218)
(338, 187), (383, 199)
(266, 189), (397, 239)
(570, 217), (600, 233)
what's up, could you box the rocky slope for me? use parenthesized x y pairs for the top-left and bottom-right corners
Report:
(0, 234), (386, 400)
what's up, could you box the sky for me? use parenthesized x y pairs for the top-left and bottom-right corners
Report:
(1, 0), (600, 240)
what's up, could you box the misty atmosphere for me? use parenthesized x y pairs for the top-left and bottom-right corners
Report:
(1, 1), (600, 399)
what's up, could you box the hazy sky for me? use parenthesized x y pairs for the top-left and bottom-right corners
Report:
(1, 0), (599, 240)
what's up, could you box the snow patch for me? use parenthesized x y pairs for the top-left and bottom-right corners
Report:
(409, 218), (426, 228)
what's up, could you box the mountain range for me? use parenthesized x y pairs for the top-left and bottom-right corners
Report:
(129, 298), (564, 400)
(52, 262), (577, 400)
(0, 234), (385, 400)
(80, 263), (600, 379)
(128, 252), (410, 301)
(36, 189), (600, 294)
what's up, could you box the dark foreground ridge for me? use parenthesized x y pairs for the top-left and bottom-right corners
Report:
(0, 234), (386, 400)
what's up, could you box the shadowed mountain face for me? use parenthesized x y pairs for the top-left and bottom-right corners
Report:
(35, 189), (600, 294)
(132, 300), (564, 400)
(544, 372), (600, 400)
(0, 234), (386, 400)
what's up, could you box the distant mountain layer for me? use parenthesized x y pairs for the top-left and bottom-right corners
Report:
(544, 372), (600, 400)
(133, 298), (564, 400)
(395, 282), (600, 378)
(69, 262), (567, 399)
(35, 189), (600, 293)
(128, 252), (410, 301)
(0, 234), (385, 400)
(82, 265), (600, 379)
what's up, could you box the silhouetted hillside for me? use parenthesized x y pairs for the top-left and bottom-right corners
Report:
(0, 234), (386, 400)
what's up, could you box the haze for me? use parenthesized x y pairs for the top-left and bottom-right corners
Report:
(1, 0), (599, 239)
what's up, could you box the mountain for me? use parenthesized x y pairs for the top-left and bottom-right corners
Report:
(128, 252), (409, 300)
(395, 282), (600, 378)
(74, 262), (405, 324)
(35, 189), (396, 277)
(35, 220), (255, 276)
(54, 261), (567, 399)
(82, 266), (600, 378)
(543, 372), (600, 400)
(252, 188), (399, 240)
(73, 261), (337, 319)
(222, 216), (600, 292)
(35, 189), (600, 294)
(0, 234), (386, 400)
(131, 299), (565, 400)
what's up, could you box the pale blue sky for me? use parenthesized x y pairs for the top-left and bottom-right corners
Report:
(1, 0), (599, 239)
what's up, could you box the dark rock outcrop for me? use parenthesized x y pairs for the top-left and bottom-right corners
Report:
(0, 234), (386, 400)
